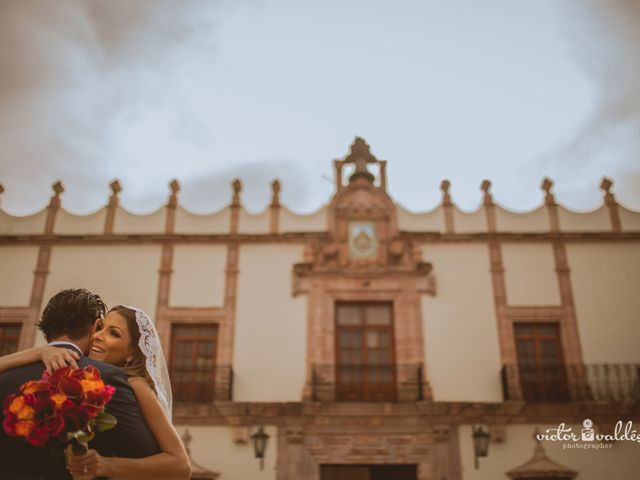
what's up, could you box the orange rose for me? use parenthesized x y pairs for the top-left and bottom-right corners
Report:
(82, 366), (100, 380)
(21, 381), (41, 395)
(17, 405), (35, 421)
(50, 393), (67, 408)
(8, 396), (25, 414)
(14, 420), (35, 437)
(81, 379), (105, 393)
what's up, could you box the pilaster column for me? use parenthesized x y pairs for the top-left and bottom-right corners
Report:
(155, 180), (179, 353)
(21, 182), (61, 348)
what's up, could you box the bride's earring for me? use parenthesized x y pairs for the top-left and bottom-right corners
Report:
(125, 357), (133, 367)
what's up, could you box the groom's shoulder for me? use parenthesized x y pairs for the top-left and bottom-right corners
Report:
(0, 361), (45, 389)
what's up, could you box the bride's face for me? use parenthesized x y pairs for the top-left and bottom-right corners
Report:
(90, 311), (134, 366)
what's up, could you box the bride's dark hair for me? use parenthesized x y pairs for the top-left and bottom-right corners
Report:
(108, 305), (156, 394)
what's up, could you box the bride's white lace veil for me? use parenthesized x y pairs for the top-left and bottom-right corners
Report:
(123, 305), (173, 421)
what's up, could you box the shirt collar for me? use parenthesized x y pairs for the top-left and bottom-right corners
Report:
(48, 341), (83, 356)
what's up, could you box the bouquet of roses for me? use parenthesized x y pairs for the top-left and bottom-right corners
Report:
(2, 365), (117, 457)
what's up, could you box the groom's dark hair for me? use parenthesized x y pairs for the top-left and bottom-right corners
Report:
(38, 288), (107, 341)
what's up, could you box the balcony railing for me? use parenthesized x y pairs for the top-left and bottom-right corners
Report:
(171, 365), (233, 403)
(311, 364), (424, 402)
(501, 364), (640, 403)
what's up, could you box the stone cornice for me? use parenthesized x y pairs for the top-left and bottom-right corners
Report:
(173, 400), (640, 426)
(1, 231), (639, 246)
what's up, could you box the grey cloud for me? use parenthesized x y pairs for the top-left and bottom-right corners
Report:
(124, 158), (328, 214)
(0, 0), (222, 214)
(534, 0), (640, 207)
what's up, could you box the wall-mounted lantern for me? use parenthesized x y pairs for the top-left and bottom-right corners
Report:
(251, 426), (270, 470)
(472, 424), (491, 469)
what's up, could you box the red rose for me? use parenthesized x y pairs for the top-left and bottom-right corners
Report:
(60, 405), (89, 432)
(34, 399), (56, 423)
(101, 385), (115, 403)
(48, 367), (71, 386)
(83, 391), (105, 418)
(22, 393), (38, 407)
(3, 414), (17, 437)
(84, 390), (104, 404)
(26, 425), (50, 446)
(42, 411), (65, 437)
(3, 393), (16, 411)
(58, 376), (84, 403)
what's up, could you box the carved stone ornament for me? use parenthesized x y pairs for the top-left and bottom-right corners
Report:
(432, 424), (451, 443)
(284, 425), (304, 444)
(293, 137), (435, 290)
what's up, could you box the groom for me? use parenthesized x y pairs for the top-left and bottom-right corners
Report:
(0, 288), (161, 480)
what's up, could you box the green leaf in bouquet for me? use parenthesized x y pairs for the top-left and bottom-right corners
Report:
(94, 412), (117, 432)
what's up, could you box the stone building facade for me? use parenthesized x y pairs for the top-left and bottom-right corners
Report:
(1, 138), (639, 479)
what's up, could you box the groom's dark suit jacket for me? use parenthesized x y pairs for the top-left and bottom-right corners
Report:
(0, 344), (161, 480)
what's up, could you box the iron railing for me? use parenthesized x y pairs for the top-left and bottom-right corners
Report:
(311, 363), (424, 402)
(171, 365), (233, 402)
(501, 364), (640, 403)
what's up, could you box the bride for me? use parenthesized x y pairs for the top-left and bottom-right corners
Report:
(0, 304), (190, 479)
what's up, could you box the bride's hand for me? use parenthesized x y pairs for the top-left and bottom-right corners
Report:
(40, 346), (79, 373)
(67, 449), (112, 478)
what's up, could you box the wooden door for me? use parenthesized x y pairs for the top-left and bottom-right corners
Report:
(321, 465), (369, 480)
(371, 465), (417, 480)
(170, 324), (218, 402)
(335, 303), (396, 402)
(321, 465), (417, 480)
(514, 323), (569, 402)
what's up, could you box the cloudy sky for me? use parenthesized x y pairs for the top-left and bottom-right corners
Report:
(0, 0), (638, 215)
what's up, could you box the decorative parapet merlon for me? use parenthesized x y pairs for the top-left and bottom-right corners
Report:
(168, 179), (180, 208)
(230, 179), (242, 234)
(44, 181), (64, 234)
(600, 177), (621, 232)
(104, 180), (122, 234)
(270, 179), (281, 234)
(440, 179), (454, 233)
(541, 177), (559, 232)
(165, 179), (181, 234)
